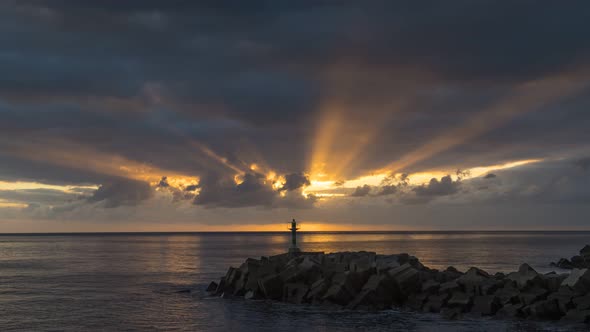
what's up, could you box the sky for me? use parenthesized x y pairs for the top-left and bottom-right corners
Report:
(1, 1), (590, 232)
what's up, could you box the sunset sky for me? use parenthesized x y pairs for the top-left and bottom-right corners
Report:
(1, 1), (590, 232)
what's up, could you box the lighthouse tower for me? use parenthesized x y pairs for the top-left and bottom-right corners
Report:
(288, 218), (301, 254)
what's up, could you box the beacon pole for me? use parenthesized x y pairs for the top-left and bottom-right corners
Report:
(288, 218), (301, 254)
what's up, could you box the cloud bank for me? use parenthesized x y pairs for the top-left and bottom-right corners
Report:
(0, 1), (590, 230)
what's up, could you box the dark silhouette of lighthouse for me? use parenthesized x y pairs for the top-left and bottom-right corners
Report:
(288, 219), (301, 253)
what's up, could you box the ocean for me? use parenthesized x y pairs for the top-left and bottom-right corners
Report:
(0, 231), (588, 331)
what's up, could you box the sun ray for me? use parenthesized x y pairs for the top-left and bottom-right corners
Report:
(3, 139), (197, 185)
(308, 101), (343, 180)
(377, 73), (588, 174)
(302, 158), (543, 197)
(186, 140), (245, 175)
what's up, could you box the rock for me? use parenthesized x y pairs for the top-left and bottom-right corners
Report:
(322, 283), (355, 305)
(324, 252), (342, 264)
(224, 267), (242, 293)
(457, 267), (490, 295)
(244, 290), (255, 300)
(306, 278), (329, 301)
(572, 295), (590, 310)
(421, 280), (440, 294)
(496, 303), (523, 318)
(424, 293), (450, 313)
(395, 253), (411, 265)
(580, 245), (590, 260)
(283, 282), (309, 304)
(346, 290), (376, 311)
(232, 274), (248, 296)
(350, 256), (375, 274)
(561, 309), (590, 323)
(562, 268), (590, 293)
(441, 266), (462, 282)
(418, 269), (438, 285)
(506, 263), (543, 290)
(518, 286), (548, 305)
(494, 284), (520, 304)
(239, 258), (262, 273)
(348, 274), (402, 310)
(331, 271), (347, 284)
(447, 292), (472, 311)
(439, 280), (460, 294)
(257, 260), (280, 276)
(322, 262), (347, 279)
(548, 287), (576, 313)
(364, 273), (400, 296)
(340, 270), (372, 294)
(387, 263), (420, 295)
(243, 260), (277, 291)
(553, 258), (574, 269)
(212, 250), (590, 323)
(215, 277), (226, 295)
(494, 272), (506, 280)
(477, 279), (502, 296)
(407, 256), (424, 270)
(445, 266), (460, 273)
(279, 256), (322, 284)
(375, 255), (401, 273)
(269, 252), (291, 264)
(325, 270), (370, 303)
(206, 281), (218, 293)
(529, 299), (562, 320)
(543, 273), (567, 292)
(338, 251), (376, 269)
(244, 275), (260, 292)
(324, 254), (340, 264)
(405, 292), (429, 311)
(470, 295), (501, 316)
(258, 274), (284, 300)
(571, 255), (586, 268)
(441, 307), (463, 320)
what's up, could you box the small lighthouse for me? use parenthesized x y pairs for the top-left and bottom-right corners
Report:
(288, 218), (301, 254)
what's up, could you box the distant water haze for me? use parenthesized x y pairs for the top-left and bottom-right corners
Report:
(0, 231), (588, 331)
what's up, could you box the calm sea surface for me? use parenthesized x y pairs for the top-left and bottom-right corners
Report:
(1, 231), (589, 331)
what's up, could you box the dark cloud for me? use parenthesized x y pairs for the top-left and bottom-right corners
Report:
(0, 188), (82, 205)
(381, 173), (410, 187)
(5, 1), (590, 91)
(0, 1), (590, 222)
(280, 173), (310, 191)
(376, 185), (398, 196)
(153, 177), (198, 202)
(384, 157), (590, 206)
(0, 153), (115, 186)
(477, 158), (590, 205)
(88, 178), (153, 208)
(157, 176), (170, 188)
(193, 172), (314, 208)
(350, 185), (372, 197)
(575, 157), (590, 171)
(400, 175), (462, 204)
(185, 184), (200, 192)
(1, 1), (590, 183)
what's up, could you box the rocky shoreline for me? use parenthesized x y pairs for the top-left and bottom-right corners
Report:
(551, 245), (590, 270)
(208, 250), (590, 324)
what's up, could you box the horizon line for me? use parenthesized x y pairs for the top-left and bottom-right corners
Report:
(1, 229), (590, 235)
